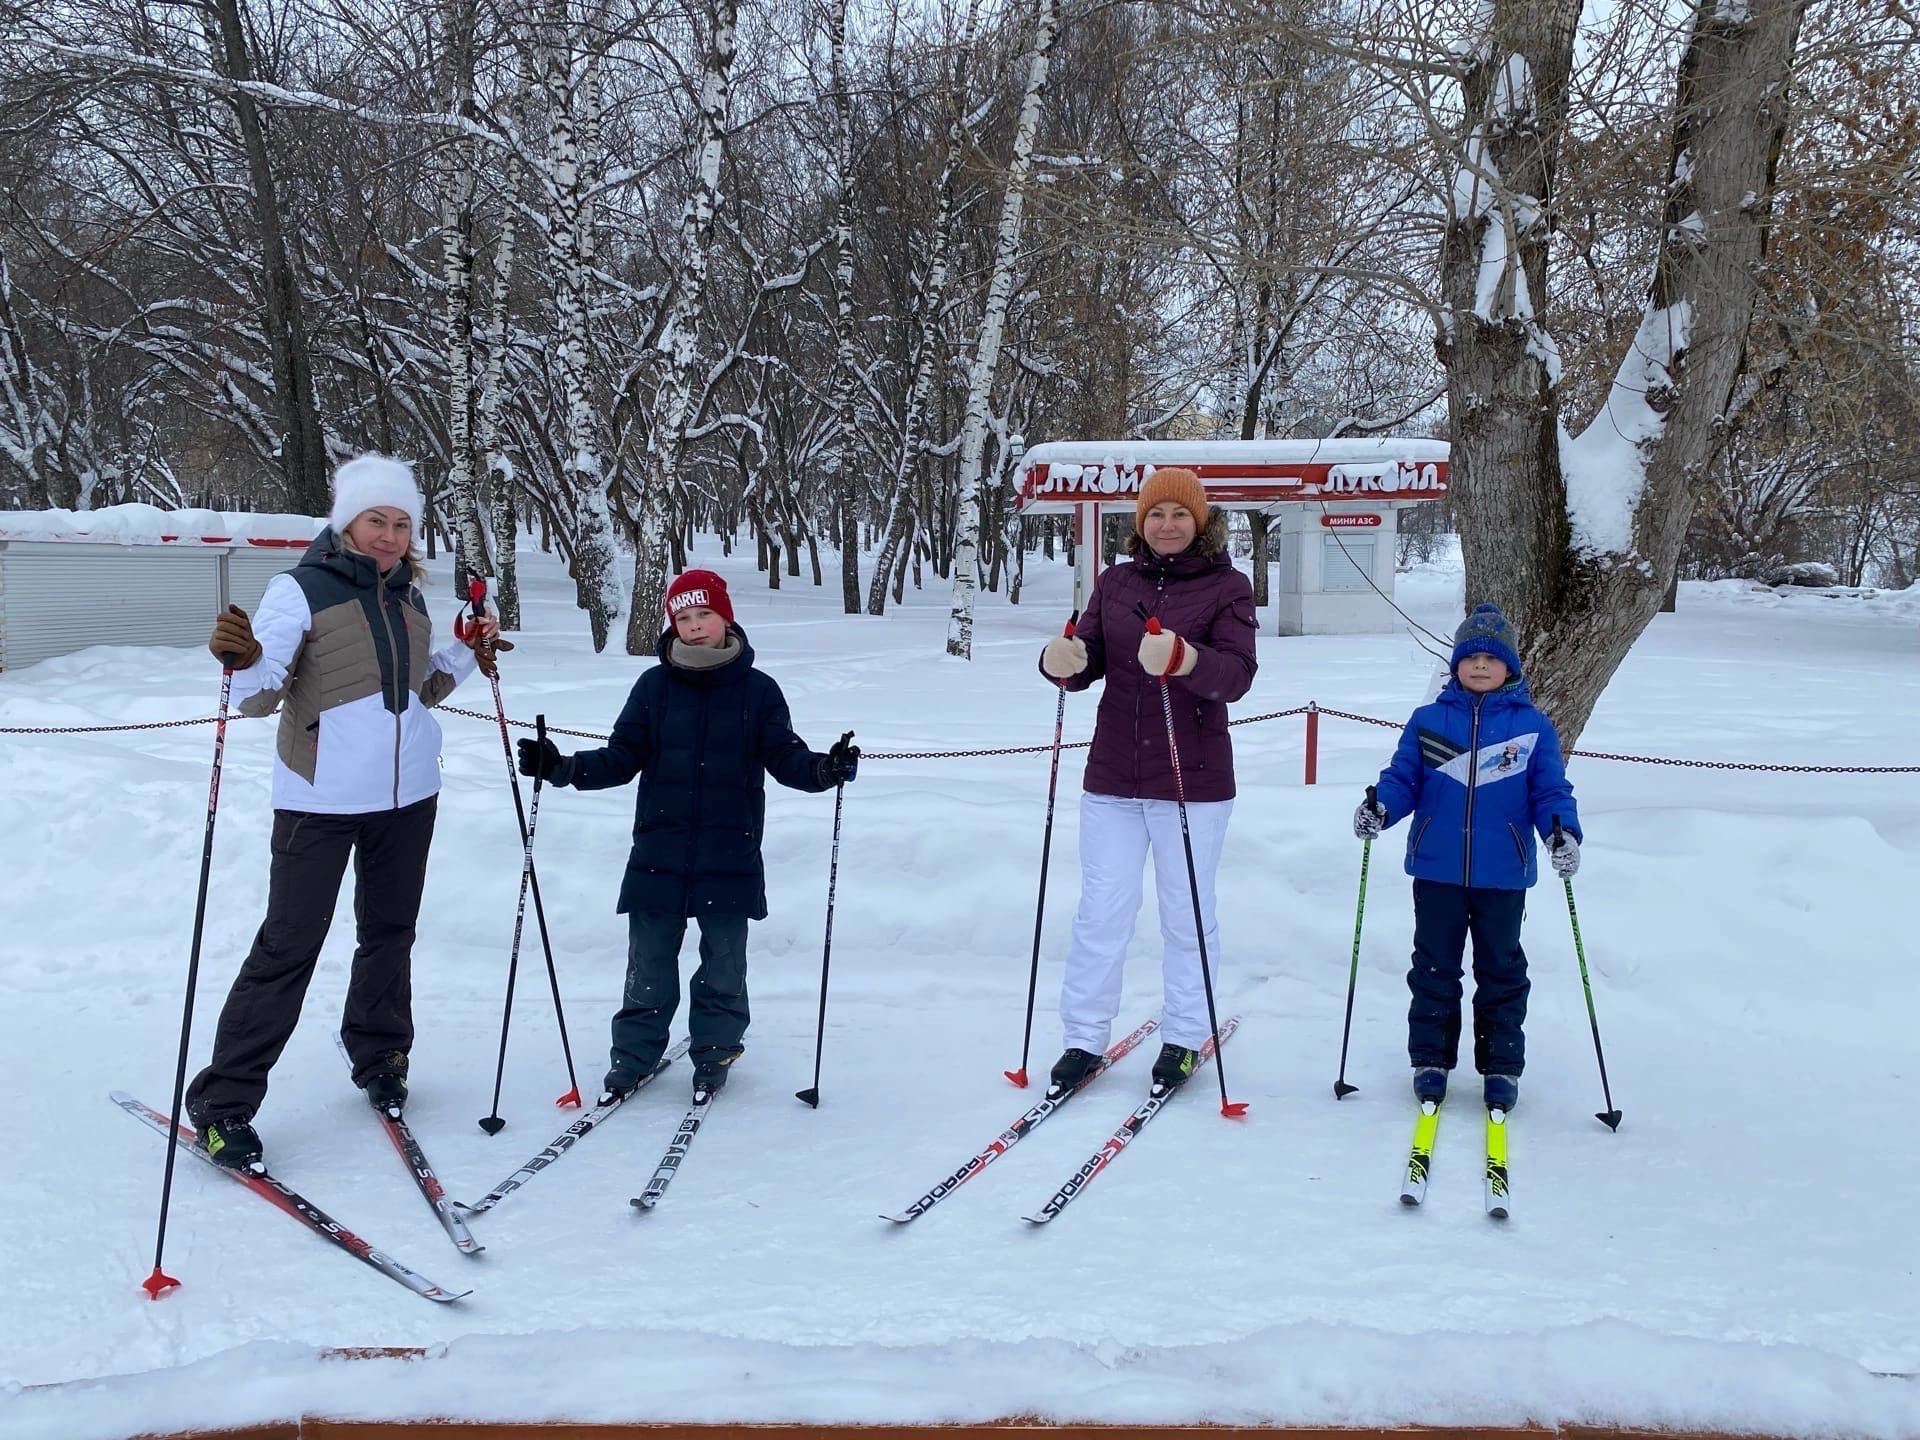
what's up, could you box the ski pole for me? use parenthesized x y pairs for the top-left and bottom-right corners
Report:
(479, 712), (550, 1133)
(146, 650), (238, 1299)
(1144, 618), (1246, 1119)
(1554, 816), (1622, 1132)
(466, 578), (582, 1122)
(1006, 610), (1078, 1089)
(1333, 783), (1376, 1099)
(796, 734), (852, 1109)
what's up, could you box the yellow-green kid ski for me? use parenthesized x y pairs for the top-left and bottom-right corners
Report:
(1485, 1106), (1511, 1220)
(1400, 1099), (1441, 1205)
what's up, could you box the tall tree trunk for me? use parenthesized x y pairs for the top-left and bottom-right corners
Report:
(828, 0), (862, 613)
(946, 0), (1058, 659)
(866, 0), (982, 616)
(204, 0), (328, 514)
(543, 8), (622, 649)
(624, 0), (738, 652)
(439, 0), (490, 592)
(1441, 0), (1807, 743)
(476, 60), (534, 629)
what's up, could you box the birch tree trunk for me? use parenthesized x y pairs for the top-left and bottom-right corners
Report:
(623, 0), (739, 653)
(203, 0), (329, 515)
(477, 58), (535, 629)
(866, 0), (983, 617)
(0, 251), (54, 506)
(543, 8), (623, 650)
(439, 0), (491, 591)
(945, 0), (1058, 659)
(828, 0), (862, 613)
(1440, 0), (1807, 744)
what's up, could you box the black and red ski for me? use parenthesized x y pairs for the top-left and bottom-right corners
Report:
(334, 1036), (480, 1255)
(1022, 1016), (1240, 1226)
(111, 1091), (468, 1303)
(882, 1017), (1159, 1224)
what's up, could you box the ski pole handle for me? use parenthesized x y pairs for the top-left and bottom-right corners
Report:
(1063, 609), (1078, 639)
(461, 576), (501, 667)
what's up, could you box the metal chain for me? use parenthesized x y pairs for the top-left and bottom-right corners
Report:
(0, 716), (227, 735)
(4, 701), (1916, 773)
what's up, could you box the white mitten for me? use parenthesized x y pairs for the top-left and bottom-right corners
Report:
(1137, 629), (1199, 677)
(1041, 634), (1088, 679)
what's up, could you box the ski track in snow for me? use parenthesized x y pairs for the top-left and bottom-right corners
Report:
(1, 545), (1916, 1438)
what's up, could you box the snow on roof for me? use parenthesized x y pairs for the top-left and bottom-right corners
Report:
(1019, 438), (1447, 467)
(0, 504), (322, 547)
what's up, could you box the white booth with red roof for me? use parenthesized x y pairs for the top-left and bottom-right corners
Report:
(1012, 439), (1449, 634)
(0, 506), (319, 671)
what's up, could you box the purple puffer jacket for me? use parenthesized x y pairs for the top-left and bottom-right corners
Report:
(1042, 514), (1258, 802)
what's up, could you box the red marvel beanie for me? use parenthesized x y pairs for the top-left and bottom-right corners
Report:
(665, 569), (735, 625)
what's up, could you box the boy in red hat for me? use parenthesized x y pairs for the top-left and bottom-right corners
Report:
(519, 568), (859, 1099)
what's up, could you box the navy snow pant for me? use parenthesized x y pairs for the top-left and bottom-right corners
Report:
(610, 910), (751, 1081)
(1406, 878), (1530, 1076)
(186, 797), (437, 1123)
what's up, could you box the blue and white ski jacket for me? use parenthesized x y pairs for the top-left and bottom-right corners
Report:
(1372, 674), (1581, 891)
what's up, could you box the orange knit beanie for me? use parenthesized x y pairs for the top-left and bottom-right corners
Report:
(1134, 466), (1209, 533)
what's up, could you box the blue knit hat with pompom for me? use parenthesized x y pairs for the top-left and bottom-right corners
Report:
(1451, 603), (1522, 678)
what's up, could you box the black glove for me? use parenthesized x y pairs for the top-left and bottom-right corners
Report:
(817, 731), (859, 787)
(517, 736), (572, 785)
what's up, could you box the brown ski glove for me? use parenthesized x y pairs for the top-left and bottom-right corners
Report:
(208, 605), (262, 670)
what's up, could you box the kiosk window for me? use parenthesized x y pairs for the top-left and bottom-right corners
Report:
(1323, 536), (1374, 591)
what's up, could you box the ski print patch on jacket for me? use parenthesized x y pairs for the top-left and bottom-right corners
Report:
(1427, 732), (1540, 790)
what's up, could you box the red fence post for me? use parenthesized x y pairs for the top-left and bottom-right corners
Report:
(1304, 703), (1319, 786)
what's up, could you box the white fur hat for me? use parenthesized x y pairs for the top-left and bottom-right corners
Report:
(328, 454), (424, 536)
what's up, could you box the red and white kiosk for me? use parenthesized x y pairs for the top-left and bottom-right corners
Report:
(1012, 439), (1449, 634)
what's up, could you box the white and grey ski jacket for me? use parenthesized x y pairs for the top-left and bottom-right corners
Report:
(231, 530), (478, 814)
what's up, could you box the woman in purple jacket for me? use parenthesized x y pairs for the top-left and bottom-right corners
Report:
(1038, 466), (1258, 1097)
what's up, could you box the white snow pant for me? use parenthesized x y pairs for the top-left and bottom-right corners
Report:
(1059, 792), (1233, 1054)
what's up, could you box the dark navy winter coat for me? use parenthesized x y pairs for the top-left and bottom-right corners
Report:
(561, 626), (831, 919)
(1372, 673), (1581, 890)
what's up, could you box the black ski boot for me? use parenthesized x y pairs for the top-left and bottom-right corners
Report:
(1150, 1042), (1200, 1092)
(692, 1047), (743, 1099)
(362, 1051), (408, 1116)
(599, 1067), (643, 1106)
(1046, 1048), (1103, 1097)
(198, 1115), (265, 1172)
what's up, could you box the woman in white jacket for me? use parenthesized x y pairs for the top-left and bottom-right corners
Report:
(184, 456), (499, 1171)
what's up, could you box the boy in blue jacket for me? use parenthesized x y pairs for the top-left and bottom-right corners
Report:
(517, 569), (858, 1101)
(1353, 603), (1582, 1111)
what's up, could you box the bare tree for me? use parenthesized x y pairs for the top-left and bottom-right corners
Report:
(867, 0), (984, 615)
(624, 0), (741, 651)
(946, 0), (1057, 658)
(1437, 0), (1808, 742)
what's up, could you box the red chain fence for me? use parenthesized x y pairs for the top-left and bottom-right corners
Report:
(5, 701), (1915, 779)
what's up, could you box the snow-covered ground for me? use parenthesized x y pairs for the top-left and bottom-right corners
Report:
(2, 542), (1916, 1440)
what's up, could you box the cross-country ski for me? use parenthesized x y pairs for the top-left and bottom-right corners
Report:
(112, 1092), (468, 1304)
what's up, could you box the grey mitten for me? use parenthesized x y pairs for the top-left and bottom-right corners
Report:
(1352, 798), (1388, 840)
(1549, 832), (1580, 878)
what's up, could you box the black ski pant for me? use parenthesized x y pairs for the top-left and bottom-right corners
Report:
(186, 797), (437, 1123)
(1406, 877), (1530, 1077)
(608, 910), (750, 1083)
